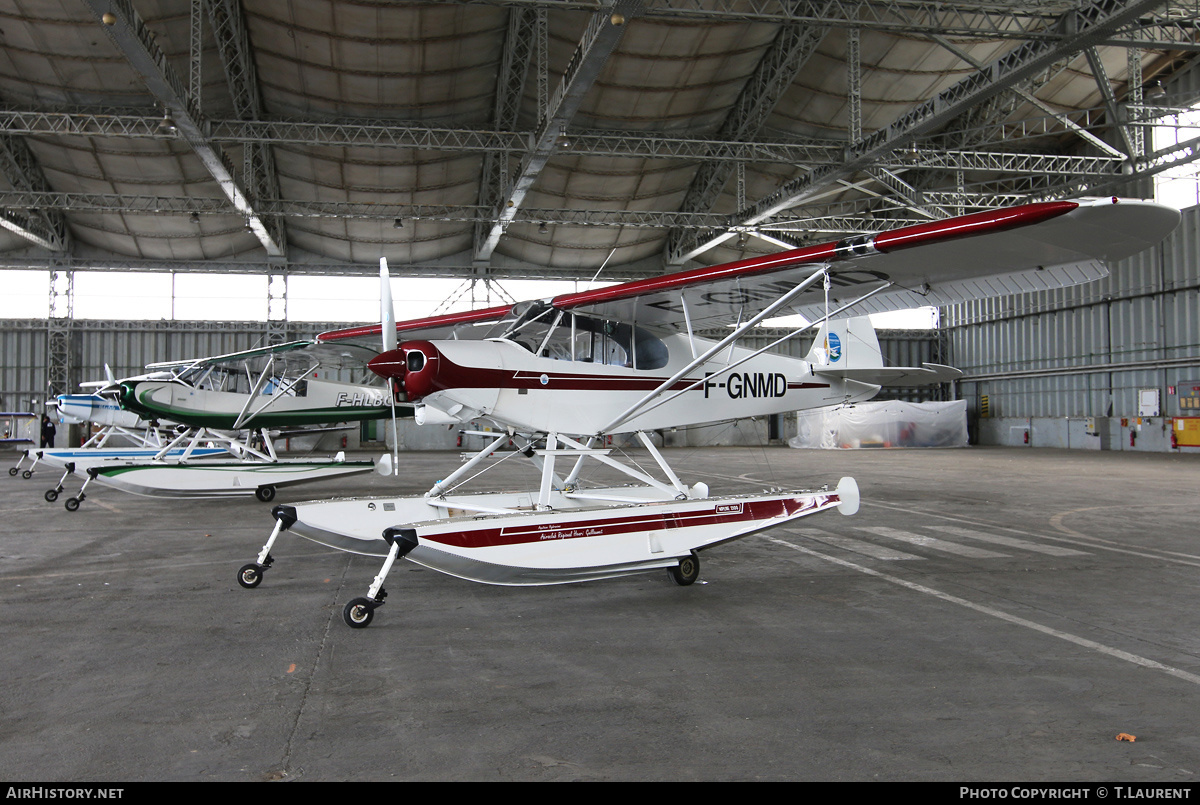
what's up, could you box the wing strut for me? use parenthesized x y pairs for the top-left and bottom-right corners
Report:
(680, 293), (698, 360)
(617, 282), (894, 426)
(232, 357), (321, 430)
(598, 265), (830, 434)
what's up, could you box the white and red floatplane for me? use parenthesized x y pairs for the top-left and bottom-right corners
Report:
(235, 198), (1180, 628)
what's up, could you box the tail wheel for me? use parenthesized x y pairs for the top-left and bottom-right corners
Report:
(255, 486), (276, 503)
(669, 553), (700, 586)
(343, 597), (376, 628)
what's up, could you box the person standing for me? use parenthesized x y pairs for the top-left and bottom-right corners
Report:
(40, 414), (56, 448)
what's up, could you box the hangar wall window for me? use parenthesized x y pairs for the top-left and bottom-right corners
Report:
(69, 272), (268, 321)
(74, 272), (173, 320)
(0, 271), (49, 318)
(1152, 103), (1200, 210)
(172, 274), (267, 321)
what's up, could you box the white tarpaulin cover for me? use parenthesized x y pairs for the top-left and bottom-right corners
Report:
(789, 400), (968, 450)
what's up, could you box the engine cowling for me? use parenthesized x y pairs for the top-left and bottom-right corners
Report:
(366, 341), (439, 401)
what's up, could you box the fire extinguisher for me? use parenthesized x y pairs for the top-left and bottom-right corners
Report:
(1171, 429), (1178, 449)
(456, 433), (462, 447)
(1130, 428), (1137, 447)
(1023, 430), (1029, 444)
(341, 435), (347, 449)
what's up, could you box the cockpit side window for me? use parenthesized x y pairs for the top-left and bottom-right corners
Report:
(567, 315), (667, 370)
(499, 309), (669, 370)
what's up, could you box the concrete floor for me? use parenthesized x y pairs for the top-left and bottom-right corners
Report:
(1, 445), (1198, 782)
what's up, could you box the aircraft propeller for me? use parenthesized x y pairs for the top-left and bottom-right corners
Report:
(380, 257), (399, 475)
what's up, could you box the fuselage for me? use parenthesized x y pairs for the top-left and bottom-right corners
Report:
(55, 393), (145, 428)
(370, 332), (879, 435)
(120, 377), (395, 429)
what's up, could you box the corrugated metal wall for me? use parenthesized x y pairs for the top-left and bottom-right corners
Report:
(945, 205), (1200, 420)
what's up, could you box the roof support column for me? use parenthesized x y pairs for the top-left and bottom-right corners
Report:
(46, 263), (75, 399)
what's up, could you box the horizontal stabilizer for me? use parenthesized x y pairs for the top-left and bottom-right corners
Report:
(815, 362), (962, 386)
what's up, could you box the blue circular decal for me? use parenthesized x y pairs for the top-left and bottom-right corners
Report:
(826, 332), (842, 362)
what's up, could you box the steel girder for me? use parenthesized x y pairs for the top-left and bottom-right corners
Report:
(474, 6), (542, 265)
(671, 0), (1172, 265)
(0, 252), (672, 283)
(664, 1), (832, 263)
(473, 0), (641, 263)
(0, 134), (69, 251)
(456, 0), (1200, 50)
(203, 0), (287, 260)
(84, 0), (284, 257)
(0, 109), (1143, 174)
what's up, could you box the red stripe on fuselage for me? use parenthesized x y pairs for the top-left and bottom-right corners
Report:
(419, 495), (835, 550)
(420, 349), (703, 395)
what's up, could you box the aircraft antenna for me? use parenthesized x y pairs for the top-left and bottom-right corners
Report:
(587, 247), (617, 290)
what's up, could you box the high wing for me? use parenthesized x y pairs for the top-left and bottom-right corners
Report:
(550, 197), (1180, 330)
(145, 339), (379, 373)
(319, 198), (1178, 348)
(318, 305), (514, 349)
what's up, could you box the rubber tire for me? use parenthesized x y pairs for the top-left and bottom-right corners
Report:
(44, 489), (58, 502)
(8, 467), (17, 476)
(255, 486), (276, 503)
(669, 553), (700, 586)
(343, 598), (375, 629)
(237, 564), (263, 589)
(22, 470), (32, 479)
(64, 497), (80, 512)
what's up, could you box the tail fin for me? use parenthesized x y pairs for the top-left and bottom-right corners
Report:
(807, 316), (964, 386)
(803, 316), (884, 370)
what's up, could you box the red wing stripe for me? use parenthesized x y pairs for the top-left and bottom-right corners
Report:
(319, 202), (1082, 344)
(420, 495), (836, 550)
(318, 304), (512, 343)
(548, 201), (1078, 312)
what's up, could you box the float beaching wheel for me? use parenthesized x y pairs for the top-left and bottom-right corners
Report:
(237, 564), (264, 589)
(669, 553), (700, 586)
(343, 597), (377, 628)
